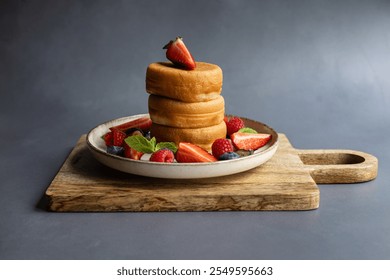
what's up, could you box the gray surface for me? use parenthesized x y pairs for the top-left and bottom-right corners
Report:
(1, 0), (389, 259)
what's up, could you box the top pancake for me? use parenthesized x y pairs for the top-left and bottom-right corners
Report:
(146, 62), (223, 103)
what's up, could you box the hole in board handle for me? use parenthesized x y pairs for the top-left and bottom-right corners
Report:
(299, 153), (365, 165)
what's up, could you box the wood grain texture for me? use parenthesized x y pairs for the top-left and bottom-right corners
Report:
(46, 134), (320, 212)
(297, 149), (378, 184)
(45, 133), (378, 212)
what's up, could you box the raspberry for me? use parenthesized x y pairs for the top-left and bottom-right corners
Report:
(226, 117), (245, 136)
(211, 138), (234, 159)
(150, 148), (175, 163)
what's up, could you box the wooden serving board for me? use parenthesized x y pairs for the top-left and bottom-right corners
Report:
(45, 134), (377, 212)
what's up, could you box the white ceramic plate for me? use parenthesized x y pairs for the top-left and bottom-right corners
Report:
(86, 114), (278, 179)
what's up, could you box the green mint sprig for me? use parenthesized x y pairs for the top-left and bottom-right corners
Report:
(124, 135), (177, 153)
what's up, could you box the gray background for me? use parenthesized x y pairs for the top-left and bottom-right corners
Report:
(1, 0), (389, 259)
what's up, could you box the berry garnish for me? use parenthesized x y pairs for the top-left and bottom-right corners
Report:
(123, 130), (144, 160)
(231, 132), (271, 150)
(109, 117), (152, 133)
(123, 143), (144, 160)
(102, 116), (271, 163)
(125, 135), (177, 154)
(219, 152), (240, 160)
(211, 138), (234, 159)
(150, 148), (175, 163)
(176, 142), (217, 163)
(112, 129), (126, 146)
(223, 116), (229, 125)
(103, 131), (113, 146)
(163, 37), (196, 70)
(107, 145), (124, 156)
(226, 117), (245, 136)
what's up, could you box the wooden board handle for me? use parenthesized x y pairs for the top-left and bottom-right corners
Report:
(296, 149), (378, 184)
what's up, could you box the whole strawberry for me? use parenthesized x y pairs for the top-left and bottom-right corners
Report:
(211, 138), (234, 159)
(163, 36), (196, 70)
(150, 148), (175, 163)
(226, 117), (245, 136)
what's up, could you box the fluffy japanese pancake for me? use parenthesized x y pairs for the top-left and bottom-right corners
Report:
(151, 121), (227, 152)
(148, 95), (225, 128)
(146, 62), (223, 103)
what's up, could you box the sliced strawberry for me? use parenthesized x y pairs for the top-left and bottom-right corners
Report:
(109, 117), (152, 133)
(176, 142), (217, 163)
(123, 142), (144, 160)
(112, 129), (126, 146)
(123, 130), (144, 160)
(230, 132), (271, 151)
(163, 37), (196, 70)
(223, 116), (229, 126)
(103, 131), (113, 146)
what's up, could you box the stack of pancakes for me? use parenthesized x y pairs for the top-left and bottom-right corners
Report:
(146, 62), (226, 151)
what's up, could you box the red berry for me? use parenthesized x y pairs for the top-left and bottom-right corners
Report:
(103, 132), (113, 146)
(123, 130), (144, 160)
(223, 116), (229, 125)
(231, 132), (272, 150)
(109, 117), (152, 133)
(123, 143), (144, 160)
(176, 142), (217, 163)
(226, 117), (245, 136)
(163, 37), (196, 70)
(211, 138), (234, 159)
(150, 149), (175, 163)
(112, 129), (126, 146)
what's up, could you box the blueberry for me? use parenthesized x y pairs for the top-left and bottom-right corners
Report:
(219, 152), (240, 160)
(107, 145), (124, 156)
(144, 130), (151, 140)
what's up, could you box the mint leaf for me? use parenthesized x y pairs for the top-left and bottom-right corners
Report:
(124, 135), (155, 153)
(150, 137), (157, 149)
(155, 142), (178, 153)
(124, 135), (177, 154)
(238, 127), (258, 134)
